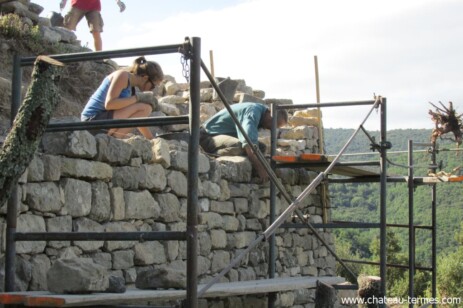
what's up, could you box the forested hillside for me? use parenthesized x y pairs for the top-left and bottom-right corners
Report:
(324, 128), (463, 267)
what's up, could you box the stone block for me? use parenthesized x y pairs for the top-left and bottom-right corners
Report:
(288, 116), (320, 127)
(211, 250), (230, 273)
(213, 77), (238, 102)
(249, 197), (269, 219)
(47, 258), (109, 293)
(29, 254), (51, 291)
(88, 252), (112, 269)
(198, 232), (212, 256)
(110, 187), (125, 220)
(158, 102), (181, 116)
(112, 166), (141, 190)
(124, 190), (160, 220)
(199, 212), (223, 229)
(222, 215), (240, 232)
(279, 126), (316, 140)
(41, 130), (97, 158)
(210, 229), (227, 249)
(42, 154), (61, 181)
(96, 135), (132, 165)
(139, 164), (166, 191)
(217, 156), (252, 183)
(227, 232), (256, 249)
(111, 250), (135, 270)
(103, 222), (137, 251)
(123, 136), (153, 163)
(264, 98), (293, 105)
(167, 170), (187, 197)
(153, 193), (180, 222)
(27, 154), (44, 182)
(134, 241), (166, 265)
(150, 138), (171, 168)
(45, 216), (72, 249)
(51, 26), (77, 43)
(17, 214), (46, 254)
(210, 200), (234, 214)
(200, 103), (216, 122)
(170, 150), (210, 173)
(164, 81), (181, 96)
(238, 93), (265, 104)
(89, 181), (111, 222)
(61, 178), (92, 217)
(25, 182), (62, 213)
(136, 266), (186, 289)
(201, 181), (220, 200)
(72, 218), (104, 252)
(61, 157), (112, 181)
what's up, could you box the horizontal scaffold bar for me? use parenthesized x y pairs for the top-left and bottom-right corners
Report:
(14, 231), (186, 241)
(45, 116), (189, 132)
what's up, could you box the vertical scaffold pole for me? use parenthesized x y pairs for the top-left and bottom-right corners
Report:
(186, 37), (201, 308)
(379, 98), (388, 305)
(268, 104), (278, 308)
(430, 142), (437, 308)
(5, 54), (22, 292)
(408, 140), (415, 306)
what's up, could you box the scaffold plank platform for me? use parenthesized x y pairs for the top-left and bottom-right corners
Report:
(0, 276), (345, 307)
(273, 154), (379, 177)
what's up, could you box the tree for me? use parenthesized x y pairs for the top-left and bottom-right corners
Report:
(0, 56), (63, 207)
(437, 223), (463, 305)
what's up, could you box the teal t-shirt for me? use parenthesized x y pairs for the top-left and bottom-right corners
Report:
(203, 102), (268, 147)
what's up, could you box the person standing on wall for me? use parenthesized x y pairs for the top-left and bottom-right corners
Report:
(59, 0), (126, 51)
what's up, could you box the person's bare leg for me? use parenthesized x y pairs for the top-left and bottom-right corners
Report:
(92, 31), (102, 51)
(109, 103), (154, 139)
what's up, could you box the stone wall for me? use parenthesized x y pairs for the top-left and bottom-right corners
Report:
(0, 123), (336, 307)
(0, 2), (338, 307)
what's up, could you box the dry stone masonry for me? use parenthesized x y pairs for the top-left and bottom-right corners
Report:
(0, 115), (335, 307)
(0, 1), (343, 307)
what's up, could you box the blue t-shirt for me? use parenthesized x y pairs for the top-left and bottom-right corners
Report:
(203, 102), (268, 147)
(81, 76), (132, 120)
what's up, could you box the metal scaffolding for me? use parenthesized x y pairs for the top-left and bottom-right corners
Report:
(5, 37), (202, 308)
(3, 34), (448, 308)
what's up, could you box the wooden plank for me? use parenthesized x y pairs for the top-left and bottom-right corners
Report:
(25, 289), (186, 307)
(0, 276), (345, 307)
(203, 276), (345, 298)
(272, 155), (299, 163)
(0, 292), (33, 304)
(417, 175), (463, 184)
(299, 154), (326, 162)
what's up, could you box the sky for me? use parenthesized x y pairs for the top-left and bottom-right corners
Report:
(33, 0), (463, 130)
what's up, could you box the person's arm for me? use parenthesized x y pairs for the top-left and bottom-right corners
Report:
(104, 71), (137, 110)
(115, 0), (126, 12)
(244, 145), (269, 183)
(59, 0), (67, 11)
(239, 111), (269, 182)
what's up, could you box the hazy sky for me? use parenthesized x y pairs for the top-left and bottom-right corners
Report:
(34, 0), (463, 130)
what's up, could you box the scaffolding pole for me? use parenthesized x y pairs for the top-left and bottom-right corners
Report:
(198, 97), (382, 298)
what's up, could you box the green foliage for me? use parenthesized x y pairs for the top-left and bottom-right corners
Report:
(0, 13), (41, 41)
(437, 249), (463, 303)
(0, 13), (87, 55)
(334, 239), (365, 284)
(437, 224), (463, 304)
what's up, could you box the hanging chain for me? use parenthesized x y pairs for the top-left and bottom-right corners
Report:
(181, 55), (190, 83)
(179, 37), (192, 83)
